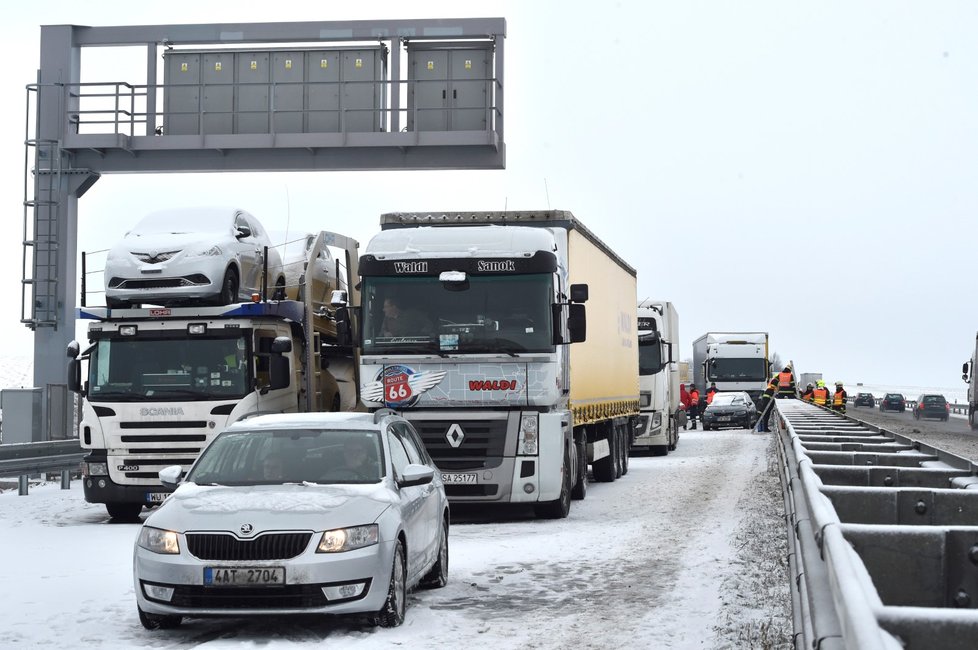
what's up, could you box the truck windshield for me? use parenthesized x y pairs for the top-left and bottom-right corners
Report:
(361, 274), (554, 355)
(87, 334), (251, 402)
(708, 358), (768, 382)
(638, 335), (663, 375)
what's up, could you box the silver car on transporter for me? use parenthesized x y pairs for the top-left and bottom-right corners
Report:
(133, 411), (449, 629)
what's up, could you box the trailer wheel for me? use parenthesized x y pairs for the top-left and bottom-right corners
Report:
(106, 502), (143, 522)
(536, 448), (571, 519)
(593, 426), (617, 482)
(619, 425), (630, 476)
(571, 439), (588, 500)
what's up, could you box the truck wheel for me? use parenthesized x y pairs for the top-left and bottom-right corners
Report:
(571, 439), (588, 500)
(138, 606), (182, 630)
(106, 503), (143, 522)
(536, 449), (571, 519)
(593, 428), (617, 482)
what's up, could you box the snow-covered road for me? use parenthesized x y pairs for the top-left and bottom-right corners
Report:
(0, 429), (790, 649)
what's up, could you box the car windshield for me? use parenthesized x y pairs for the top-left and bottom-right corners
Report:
(711, 393), (747, 406)
(130, 209), (230, 235)
(361, 274), (555, 354)
(187, 428), (385, 486)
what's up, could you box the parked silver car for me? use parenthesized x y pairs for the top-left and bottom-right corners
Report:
(104, 207), (286, 308)
(133, 411), (449, 629)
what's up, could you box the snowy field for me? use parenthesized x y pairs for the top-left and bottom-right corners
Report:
(0, 429), (790, 650)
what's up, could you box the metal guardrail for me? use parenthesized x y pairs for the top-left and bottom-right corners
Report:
(0, 440), (85, 495)
(774, 400), (978, 649)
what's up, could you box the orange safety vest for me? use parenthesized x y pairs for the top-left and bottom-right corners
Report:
(778, 371), (793, 386)
(802, 391), (814, 402)
(706, 389), (717, 404)
(689, 389), (700, 404)
(813, 387), (829, 405)
(833, 391), (845, 406)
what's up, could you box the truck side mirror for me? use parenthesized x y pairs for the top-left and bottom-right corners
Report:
(334, 306), (359, 348)
(68, 359), (82, 393)
(568, 304), (587, 343)
(66, 341), (80, 359)
(570, 284), (589, 303)
(269, 354), (290, 390)
(963, 362), (970, 375)
(271, 336), (292, 354)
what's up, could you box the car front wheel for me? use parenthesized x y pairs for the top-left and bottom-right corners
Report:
(374, 540), (406, 627)
(420, 519), (449, 588)
(218, 267), (239, 305)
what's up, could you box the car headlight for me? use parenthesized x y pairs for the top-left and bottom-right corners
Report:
(317, 524), (379, 553)
(185, 245), (222, 258)
(137, 526), (181, 555)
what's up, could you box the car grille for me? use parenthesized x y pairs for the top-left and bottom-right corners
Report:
(167, 584), (330, 609)
(187, 532), (312, 561)
(413, 419), (507, 470)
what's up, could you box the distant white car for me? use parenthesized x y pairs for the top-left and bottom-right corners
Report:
(104, 207), (286, 308)
(267, 230), (342, 306)
(133, 411), (449, 629)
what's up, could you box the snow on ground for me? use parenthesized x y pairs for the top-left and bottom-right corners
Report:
(0, 429), (790, 649)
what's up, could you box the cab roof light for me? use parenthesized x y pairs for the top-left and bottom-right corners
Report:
(188, 323), (207, 335)
(119, 325), (137, 336)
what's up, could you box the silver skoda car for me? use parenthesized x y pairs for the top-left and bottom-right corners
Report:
(133, 411), (448, 629)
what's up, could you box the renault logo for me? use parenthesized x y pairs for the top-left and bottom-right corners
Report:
(446, 423), (465, 448)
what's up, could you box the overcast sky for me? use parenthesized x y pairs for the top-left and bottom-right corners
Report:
(1, 1), (975, 388)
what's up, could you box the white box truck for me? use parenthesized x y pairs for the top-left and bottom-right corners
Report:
(352, 210), (639, 518)
(962, 336), (978, 430)
(67, 231), (360, 521)
(633, 300), (681, 455)
(692, 332), (770, 404)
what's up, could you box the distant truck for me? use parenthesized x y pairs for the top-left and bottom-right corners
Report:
(633, 300), (681, 455)
(351, 210), (639, 518)
(692, 332), (770, 404)
(962, 337), (978, 430)
(798, 372), (822, 390)
(67, 231), (360, 521)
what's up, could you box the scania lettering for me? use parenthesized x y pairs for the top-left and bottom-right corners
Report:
(67, 231), (360, 521)
(353, 210), (639, 519)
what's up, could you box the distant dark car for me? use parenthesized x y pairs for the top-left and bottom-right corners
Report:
(914, 394), (949, 421)
(702, 391), (757, 430)
(853, 392), (875, 407)
(880, 393), (906, 412)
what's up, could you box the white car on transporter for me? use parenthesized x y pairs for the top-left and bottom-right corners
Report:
(133, 411), (449, 629)
(104, 207), (286, 308)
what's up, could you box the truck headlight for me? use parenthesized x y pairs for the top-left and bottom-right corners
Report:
(137, 526), (181, 555)
(518, 413), (538, 455)
(317, 524), (379, 553)
(84, 461), (108, 477)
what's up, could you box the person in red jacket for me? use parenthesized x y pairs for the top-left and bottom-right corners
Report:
(678, 384), (690, 430)
(687, 384), (701, 430)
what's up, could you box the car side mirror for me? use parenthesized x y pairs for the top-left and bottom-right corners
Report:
(159, 465), (183, 490)
(235, 225), (252, 239)
(398, 463), (434, 488)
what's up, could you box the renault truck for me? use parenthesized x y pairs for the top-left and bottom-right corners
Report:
(351, 211), (639, 519)
(633, 300), (681, 455)
(67, 231), (360, 521)
(692, 332), (770, 405)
